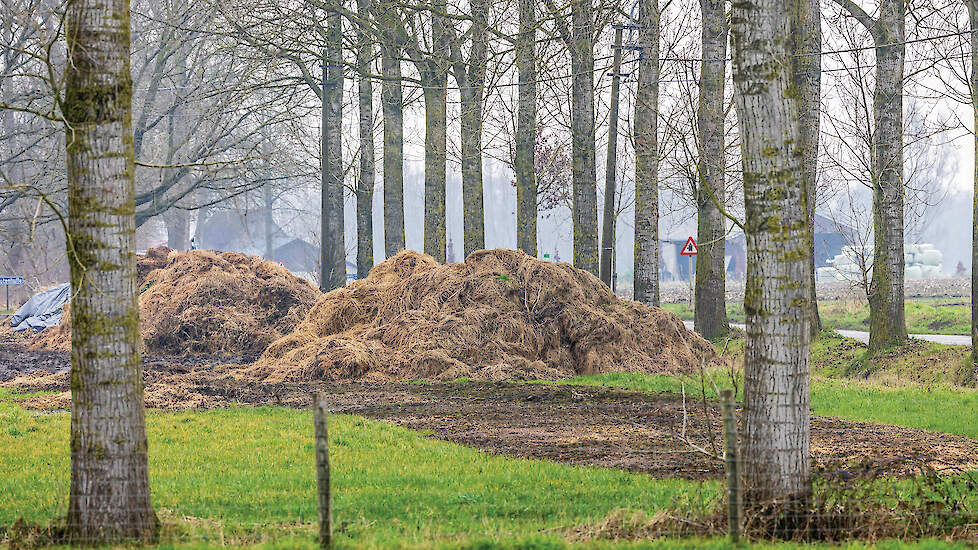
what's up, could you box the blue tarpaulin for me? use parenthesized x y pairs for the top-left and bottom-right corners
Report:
(9, 283), (70, 332)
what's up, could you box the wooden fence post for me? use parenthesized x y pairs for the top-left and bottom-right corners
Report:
(313, 392), (332, 549)
(720, 388), (742, 543)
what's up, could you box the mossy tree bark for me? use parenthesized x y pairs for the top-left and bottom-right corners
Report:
(792, 0), (823, 336)
(355, 0), (375, 277)
(63, 0), (157, 539)
(694, 0), (728, 339)
(570, 0), (598, 275)
(515, 0), (537, 256)
(633, 0), (659, 306)
(320, 9), (346, 291)
(410, 4), (449, 263)
(731, 0), (812, 508)
(545, 0), (598, 274)
(832, 0), (907, 351)
(449, 0), (487, 257)
(376, 3), (406, 258)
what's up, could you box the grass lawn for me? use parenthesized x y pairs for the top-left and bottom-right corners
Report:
(2, 392), (974, 549)
(661, 298), (972, 336)
(0, 394), (722, 549)
(2, 336), (976, 548)
(556, 333), (978, 439)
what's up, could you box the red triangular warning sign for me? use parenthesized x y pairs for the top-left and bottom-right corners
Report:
(680, 236), (697, 256)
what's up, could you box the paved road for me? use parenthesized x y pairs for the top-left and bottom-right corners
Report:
(682, 321), (972, 347)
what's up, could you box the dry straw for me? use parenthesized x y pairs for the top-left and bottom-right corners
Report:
(253, 249), (719, 383)
(25, 247), (322, 356)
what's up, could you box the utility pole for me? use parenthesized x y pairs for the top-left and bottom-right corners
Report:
(600, 26), (627, 286)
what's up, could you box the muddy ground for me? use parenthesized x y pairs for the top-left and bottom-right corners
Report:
(3, 338), (977, 480)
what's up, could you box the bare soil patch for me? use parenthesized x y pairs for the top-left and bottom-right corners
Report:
(4, 354), (975, 480)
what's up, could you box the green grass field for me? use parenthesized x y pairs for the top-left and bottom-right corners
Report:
(0, 396), (721, 548)
(661, 298), (972, 336)
(1, 335), (976, 548)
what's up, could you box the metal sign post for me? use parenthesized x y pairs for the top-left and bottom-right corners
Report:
(680, 238), (697, 307)
(0, 276), (24, 312)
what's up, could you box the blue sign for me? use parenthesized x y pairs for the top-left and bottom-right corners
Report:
(0, 277), (24, 285)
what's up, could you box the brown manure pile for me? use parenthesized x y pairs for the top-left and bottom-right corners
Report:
(253, 249), (718, 382)
(29, 247), (322, 356)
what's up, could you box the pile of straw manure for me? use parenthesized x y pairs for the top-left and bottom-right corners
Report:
(253, 249), (718, 382)
(28, 247), (321, 356)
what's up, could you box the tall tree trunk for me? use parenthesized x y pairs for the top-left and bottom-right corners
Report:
(832, 0), (907, 350)
(731, 0), (812, 508)
(793, 0), (822, 336)
(356, 0), (375, 277)
(970, 0), (978, 369)
(380, 36), (405, 257)
(515, 0), (537, 256)
(422, 7), (449, 263)
(165, 208), (190, 251)
(868, 0), (907, 350)
(633, 0), (659, 306)
(694, 0), (728, 340)
(571, 0), (598, 275)
(321, 11), (346, 291)
(599, 27), (624, 287)
(263, 183), (275, 260)
(457, 0), (487, 257)
(423, 82), (447, 262)
(64, 0), (156, 538)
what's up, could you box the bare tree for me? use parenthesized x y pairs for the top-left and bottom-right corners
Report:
(514, 0), (537, 255)
(374, 0), (406, 256)
(731, 0), (812, 509)
(633, 0), (660, 305)
(830, 0), (908, 350)
(448, 0), (489, 257)
(793, 0), (823, 335)
(355, 0), (376, 276)
(63, 0), (156, 539)
(694, 0), (728, 339)
(544, 0), (598, 275)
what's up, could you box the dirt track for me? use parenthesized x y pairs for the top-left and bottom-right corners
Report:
(3, 340), (977, 480)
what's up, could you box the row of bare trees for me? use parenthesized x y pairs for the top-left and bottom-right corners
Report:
(4, 0), (978, 540)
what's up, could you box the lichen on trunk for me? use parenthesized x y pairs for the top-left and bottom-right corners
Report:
(64, 0), (157, 539)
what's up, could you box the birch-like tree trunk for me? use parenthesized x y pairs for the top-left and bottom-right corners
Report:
(832, 0), (907, 350)
(64, 0), (156, 538)
(793, 0), (822, 336)
(356, 0), (375, 277)
(731, 0), (812, 507)
(633, 0), (659, 306)
(694, 0), (728, 339)
(571, 0), (598, 274)
(378, 10), (405, 257)
(453, 0), (487, 257)
(515, 0), (537, 256)
(321, 9), (346, 291)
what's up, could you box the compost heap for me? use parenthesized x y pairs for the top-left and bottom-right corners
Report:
(253, 249), (718, 382)
(29, 247), (321, 356)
